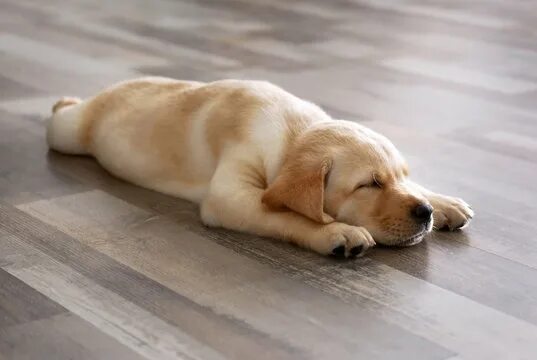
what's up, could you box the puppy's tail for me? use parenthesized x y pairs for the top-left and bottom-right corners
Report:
(51, 97), (80, 114)
(47, 96), (88, 155)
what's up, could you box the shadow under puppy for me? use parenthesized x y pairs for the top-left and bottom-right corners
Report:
(47, 77), (473, 258)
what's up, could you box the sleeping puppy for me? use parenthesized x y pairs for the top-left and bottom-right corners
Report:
(47, 77), (473, 258)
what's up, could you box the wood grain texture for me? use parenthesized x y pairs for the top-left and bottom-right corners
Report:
(0, 269), (66, 328)
(15, 191), (453, 360)
(1, 0), (536, 359)
(0, 313), (146, 360)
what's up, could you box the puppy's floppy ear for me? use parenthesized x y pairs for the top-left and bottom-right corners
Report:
(262, 158), (334, 224)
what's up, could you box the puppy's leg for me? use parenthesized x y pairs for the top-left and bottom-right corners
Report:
(201, 162), (375, 258)
(47, 96), (88, 155)
(408, 181), (474, 230)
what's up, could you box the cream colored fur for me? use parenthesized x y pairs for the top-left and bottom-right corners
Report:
(47, 77), (473, 258)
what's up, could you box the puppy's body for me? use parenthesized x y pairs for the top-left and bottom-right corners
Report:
(48, 78), (321, 201)
(48, 77), (473, 257)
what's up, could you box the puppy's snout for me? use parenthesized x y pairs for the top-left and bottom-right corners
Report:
(412, 203), (433, 224)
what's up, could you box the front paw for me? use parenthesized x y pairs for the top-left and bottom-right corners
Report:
(314, 223), (376, 258)
(430, 195), (474, 231)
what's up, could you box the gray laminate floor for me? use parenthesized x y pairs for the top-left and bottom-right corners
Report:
(1, 0), (537, 359)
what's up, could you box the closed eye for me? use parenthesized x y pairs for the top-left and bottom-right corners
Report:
(353, 176), (383, 192)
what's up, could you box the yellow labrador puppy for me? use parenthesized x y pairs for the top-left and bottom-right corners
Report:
(47, 77), (473, 258)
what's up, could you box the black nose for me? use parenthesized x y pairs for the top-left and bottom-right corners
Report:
(412, 203), (433, 223)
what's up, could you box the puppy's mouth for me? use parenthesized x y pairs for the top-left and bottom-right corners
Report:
(395, 231), (426, 247)
(368, 220), (433, 247)
(394, 221), (432, 247)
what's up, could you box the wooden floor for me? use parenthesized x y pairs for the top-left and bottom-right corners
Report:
(1, 0), (537, 359)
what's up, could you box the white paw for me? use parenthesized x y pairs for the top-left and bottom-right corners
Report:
(430, 195), (474, 231)
(313, 223), (376, 258)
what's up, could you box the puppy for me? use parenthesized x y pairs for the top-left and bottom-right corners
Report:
(47, 77), (473, 258)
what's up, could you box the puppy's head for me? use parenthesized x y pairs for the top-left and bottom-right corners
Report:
(263, 121), (432, 246)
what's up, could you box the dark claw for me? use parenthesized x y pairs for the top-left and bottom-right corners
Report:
(350, 245), (363, 257)
(331, 245), (346, 258)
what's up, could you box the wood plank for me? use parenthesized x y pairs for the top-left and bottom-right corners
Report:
(0, 75), (41, 101)
(357, 0), (513, 29)
(0, 111), (91, 205)
(0, 34), (127, 75)
(0, 202), (310, 360)
(3, 262), (224, 360)
(0, 313), (146, 360)
(5, 196), (452, 359)
(0, 268), (65, 328)
(381, 57), (537, 94)
(15, 190), (537, 360)
(0, 232), (224, 360)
